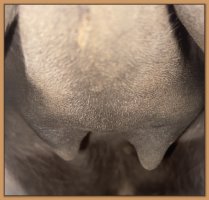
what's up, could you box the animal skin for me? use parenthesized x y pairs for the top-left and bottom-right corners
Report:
(5, 5), (205, 195)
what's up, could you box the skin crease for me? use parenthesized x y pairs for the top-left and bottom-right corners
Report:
(4, 5), (18, 32)
(5, 5), (204, 195)
(174, 5), (204, 51)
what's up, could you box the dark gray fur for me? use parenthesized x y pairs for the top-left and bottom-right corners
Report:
(5, 106), (205, 195)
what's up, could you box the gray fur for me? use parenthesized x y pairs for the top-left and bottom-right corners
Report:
(5, 5), (205, 195)
(5, 106), (205, 195)
(174, 5), (204, 51)
(5, 5), (18, 32)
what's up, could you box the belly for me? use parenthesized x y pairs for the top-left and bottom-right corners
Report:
(5, 5), (204, 170)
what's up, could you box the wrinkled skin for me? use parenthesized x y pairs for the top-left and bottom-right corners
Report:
(5, 5), (205, 195)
